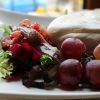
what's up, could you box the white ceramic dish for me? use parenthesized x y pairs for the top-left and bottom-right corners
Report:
(0, 9), (100, 100)
(0, 81), (100, 100)
(0, 9), (55, 26)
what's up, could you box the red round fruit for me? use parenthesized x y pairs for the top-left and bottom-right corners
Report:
(57, 59), (83, 87)
(93, 44), (100, 60)
(86, 60), (100, 86)
(61, 38), (86, 60)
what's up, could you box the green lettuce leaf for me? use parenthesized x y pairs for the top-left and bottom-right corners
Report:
(40, 54), (58, 67)
(0, 25), (12, 38)
(0, 50), (13, 79)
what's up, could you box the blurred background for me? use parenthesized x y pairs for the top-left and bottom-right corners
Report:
(0, 0), (99, 17)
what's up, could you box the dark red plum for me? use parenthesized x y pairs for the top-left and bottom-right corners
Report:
(61, 38), (86, 60)
(86, 60), (100, 86)
(56, 59), (83, 87)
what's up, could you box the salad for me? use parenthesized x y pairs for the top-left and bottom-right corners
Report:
(0, 19), (100, 90)
(0, 19), (62, 88)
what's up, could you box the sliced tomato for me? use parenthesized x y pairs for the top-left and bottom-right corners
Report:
(39, 28), (51, 42)
(21, 19), (31, 26)
(11, 31), (23, 39)
(31, 23), (40, 31)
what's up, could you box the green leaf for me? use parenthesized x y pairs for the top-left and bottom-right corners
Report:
(0, 25), (12, 38)
(40, 54), (52, 66)
(40, 54), (58, 68)
(0, 50), (13, 79)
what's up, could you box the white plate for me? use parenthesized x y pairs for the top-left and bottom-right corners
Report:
(0, 9), (100, 100)
(0, 9), (55, 26)
(0, 80), (100, 100)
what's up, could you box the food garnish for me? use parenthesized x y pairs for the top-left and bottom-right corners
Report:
(0, 19), (61, 88)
